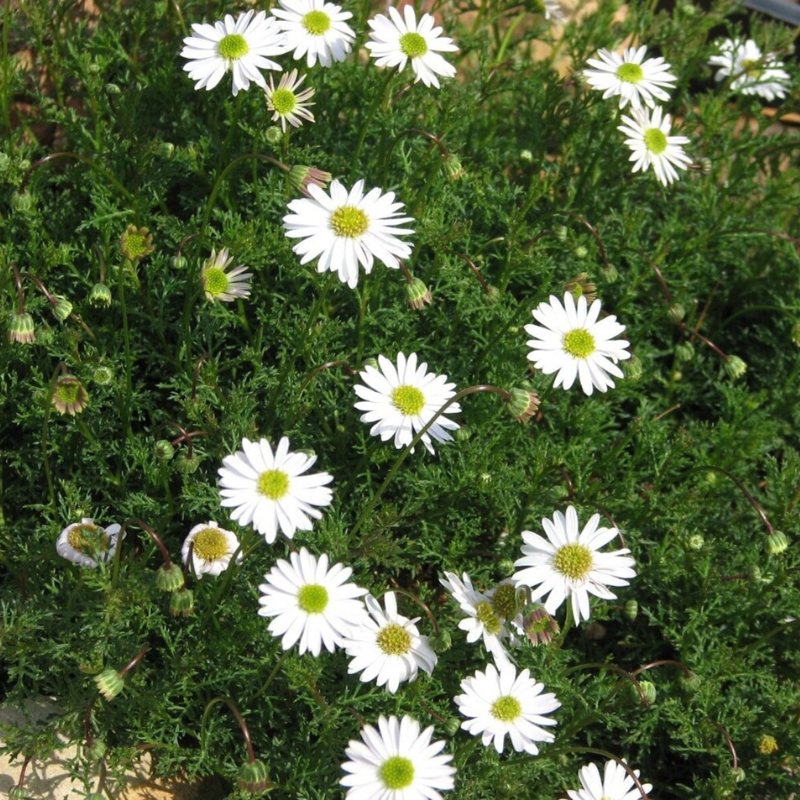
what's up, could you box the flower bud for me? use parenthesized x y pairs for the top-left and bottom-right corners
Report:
(89, 282), (112, 307)
(170, 588), (194, 617)
(174, 453), (200, 474)
(361, 357), (379, 371)
(623, 354), (642, 381)
(11, 192), (34, 213)
(429, 629), (452, 653)
(675, 341), (695, 362)
(679, 670), (701, 695)
(171, 254), (188, 269)
(52, 295), (73, 321)
(157, 142), (175, 158)
(523, 606), (559, 645)
(8, 312), (35, 344)
(8, 787), (32, 799)
(555, 225), (568, 241)
(52, 375), (90, 415)
(723, 355), (747, 380)
(237, 759), (274, 793)
(94, 668), (125, 700)
(563, 272), (596, 304)
(406, 277), (432, 310)
(574, 245), (588, 259)
(519, 149), (533, 163)
(155, 439), (174, 462)
(92, 366), (114, 386)
(766, 530), (789, 555)
(792, 321), (800, 348)
(156, 563), (185, 592)
(444, 717), (462, 737)
(623, 599), (638, 621)
(687, 533), (704, 551)
(85, 739), (107, 760)
(454, 425), (472, 442)
(485, 285), (502, 305)
(748, 565), (762, 582)
(288, 164), (332, 197)
(602, 263), (619, 283)
(730, 767), (746, 783)
(442, 154), (465, 181)
(265, 126), (283, 145)
(669, 302), (686, 322)
(105, 82), (121, 95)
(507, 387), (540, 422)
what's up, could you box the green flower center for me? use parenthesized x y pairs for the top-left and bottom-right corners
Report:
(257, 469), (290, 500)
(643, 128), (668, 155)
(376, 623), (412, 655)
(475, 600), (502, 635)
(302, 10), (331, 35)
(491, 584), (519, 620)
(218, 33), (249, 61)
(563, 328), (596, 359)
(297, 583), (329, 614)
(491, 695), (522, 722)
(379, 756), (414, 790)
(391, 385), (425, 416)
(399, 32), (428, 59)
(527, 611), (551, 634)
(192, 528), (229, 561)
(204, 267), (229, 297)
(616, 62), (644, 84)
(271, 88), (297, 115)
(553, 542), (593, 580)
(330, 206), (369, 238)
(121, 233), (149, 260)
(56, 382), (81, 404)
(68, 524), (109, 554)
(742, 59), (762, 78)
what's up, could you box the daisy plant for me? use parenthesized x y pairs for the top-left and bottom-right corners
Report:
(271, 0), (355, 68)
(218, 436), (333, 543)
(365, 6), (459, 89)
(708, 38), (791, 102)
(265, 69), (315, 131)
(181, 521), (242, 578)
(513, 506), (637, 625)
(258, 547), (368, 657)
(340, 715), (456, 798)
(201, 248), (252, 303)
(181, 10), (288, 96)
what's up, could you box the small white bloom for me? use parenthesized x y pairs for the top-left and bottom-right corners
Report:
(283, 179), (414, 289)
(218, 436), (333, 544)
(583, 45), (677, 110)
(258, 547), (368, 656)
(618, 106), (692, 186)
(341, 715), (456, 798)
(440, 571), (518, 667)
(513, 506), (637, 625)
(365, 6), (458, 89)
(542, 0), (565, 23)
(265, 69), (315, 131)
(182, 521), (242, 578)
(181, 10), (288, 96)
(354, 352), (460, 455)
(57, 518), (121, 568)
(343, 592), (437, 693)
(708, 38), (790, 102)
(566, 759), (653, 800)
(525, 293), (631, 396)
(271, 0), (355, 68)
(201, 248), (252, 302)
(455, 662), (560, 755)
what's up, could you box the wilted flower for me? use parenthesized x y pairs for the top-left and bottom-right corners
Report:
(52, 375), (90, 415)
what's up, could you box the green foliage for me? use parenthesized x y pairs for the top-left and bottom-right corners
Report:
(1, 0), (799, 797)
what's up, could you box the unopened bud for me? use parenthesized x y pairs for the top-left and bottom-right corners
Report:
(442, 154), (465, 181)
(444, 717), (462, 737)
(52, 295), (73, 322)
(519, 149), (533, 163)
(157, 142), (175, 158)
(669, 303), (686, 322)
(174, 453), (200, 474)
(237, 759), (274, 793)
(92, 366), (114, 386)
(406, 277), (432, 310)
(687, 533), (704, 551)
(156, 563), (185, 592)
(85, 739), (107, 760)
(507, 387), (540, 422)
(8, 788), (32, 799)
(723, 355), (747, 380)
(623, 354), (642, 381)
(563, 272), (597, 303)
(574, 245), (588, 259)
(8, 312), (35, 344)
(288, 164), (332, 197)
(430, 629), (452, 653)
(679, 670), (701, 695)
(171, 254), (188, 269)
(623, 599), (638, 621)
(766, 530), (789, 555)
(105, 82), (121, 95)
(730, 767), (746, 783)
(602, 263), (619, 283)
(89, 282), (113, 307)
(170, 588), (194, 617)
(485, 285), (502, 305)
(675, 341), (695, 362)
(155, 439), (174, 462)
(792, 320), (800, 348)
(11, 192), (34, 213)
(94, 668), (125, 700)
(265, 126), (283, 145)
(555, 225), (568, 241)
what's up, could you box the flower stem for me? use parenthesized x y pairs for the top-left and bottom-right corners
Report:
(200, 697), (256, 763)
(253, 650), (292, 700)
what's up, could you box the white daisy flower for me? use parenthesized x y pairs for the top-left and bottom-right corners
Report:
(440, 571), (518, 667)
(181, 10), (288, 96)
(265, 69), (315, 131)
(283, 179), (414, 289)
(513, 506), (637, 625)
(57, 518), (121, 568)
(583, 45), (677, 110)
(617, 106), (692, 186)
(271, 0), (355, 68)
(525, 292), (631, 396)
(365, 6), (459, 89)
(354, 352), (460, 455)
(455, 662), (560, 755)
(218, 436), (333, 544)
(567, 759), (653, 800)
(258, 547), (368, 656)
(340, 715), (456, 798)
(201, 248), (253, 302)
(708, 38), (790, 102)
(181, 521), (243, 578)
(343, 592), (437, 694)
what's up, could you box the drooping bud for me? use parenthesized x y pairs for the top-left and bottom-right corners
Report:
(602, 263), (619, 283)
(623, 354), (643, 381)
(442, 154), (465, 181)
(730, 767), (746, 783)
(237, 759), (274, 793)
(171, 254), (188, 270)
(406, 277), (432, 310)
(288, 164), (332, 197)
(155, 439), (174, 462)
(623, 599), (638, 621)
(8, 787), (32, 799)
(156, 563), (185, 593)
(85, 739), (107, 760)
(723, 355), (747, 380)
(89, 282), (113, 307)
(429, 629), (452, 653)
(174, 453), (200, 474)
(523, 606), (559, 646)
(52, 295), (73, 322)
(507, 387), (540, 422)
(675, 341), (695, 362)
(8, 312), (35, 344)
(94, 668), (125, 700)
(766, 530), (789, 555)
(170, 588), (195, 617)
(444, 717), (462, 737)
(563, 272), (596, 304)
(679, 670), (701, 695)
(52, 375), (90, 415)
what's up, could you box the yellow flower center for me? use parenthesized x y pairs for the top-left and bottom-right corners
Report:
(616, 62), (644, 84)
(192, 528), (229, 561)
(379, 756), (414, 790)
(204, 266), (229, 297)
(302, 10), (331, 35)
(490, 695), (521, 722)
(257, 469), (290, 500)
(563, 328), (596, 359)
(218, 33), (249, 60)
(68, 523), (109, 554)
(399, 32), (428, 58)
(55, 381), (81, 405)
(297, 583), (328, 613)
(475, 600), (502, 635)
(330, 206), (369, 238)
(742, 58), (762, 78)
(553, 542), (593, 580)
(376, 623), (412, 655)
(271, 88), (297, 115)
(643, 128), (668, 155)
(391, 385), (425, 416)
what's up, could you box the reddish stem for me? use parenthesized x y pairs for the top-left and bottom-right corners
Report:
(456, 252), (490, 295)
(701, 467), (774, 537)
(11, 263), (25, 313)
(122, 518), (174, 569)
(712, 720), (739, 770)
(630, 659), (692, 679)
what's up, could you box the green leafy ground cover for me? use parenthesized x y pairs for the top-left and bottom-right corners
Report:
(1, 0), (799, 797)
